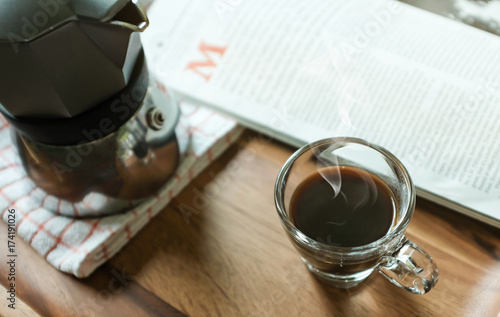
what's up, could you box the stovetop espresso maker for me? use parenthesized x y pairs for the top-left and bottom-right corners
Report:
(0, 0), (184, 216)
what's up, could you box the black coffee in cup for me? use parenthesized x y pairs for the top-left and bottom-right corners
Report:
(290, 166), (396, 248)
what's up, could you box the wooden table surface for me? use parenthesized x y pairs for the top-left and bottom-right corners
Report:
(1, 130), (499, 317)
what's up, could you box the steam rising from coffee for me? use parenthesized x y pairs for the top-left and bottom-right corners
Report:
(314, 145), (379, 226)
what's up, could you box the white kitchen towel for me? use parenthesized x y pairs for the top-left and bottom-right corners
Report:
(0, 100), (243, 278)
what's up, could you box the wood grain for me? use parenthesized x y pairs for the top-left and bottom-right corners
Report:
(0, 131), (499, 317)
(0, 283), (40, 317)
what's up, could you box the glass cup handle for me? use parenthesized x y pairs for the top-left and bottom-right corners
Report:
(378, 237), (439, 294)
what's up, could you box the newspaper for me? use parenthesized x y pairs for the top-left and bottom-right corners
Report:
(141, 0), (500, 227)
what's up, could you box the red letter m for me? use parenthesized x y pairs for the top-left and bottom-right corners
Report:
(185, 42), (227, 82)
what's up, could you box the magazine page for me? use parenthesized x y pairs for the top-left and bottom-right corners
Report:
(142, 0), (500, 226)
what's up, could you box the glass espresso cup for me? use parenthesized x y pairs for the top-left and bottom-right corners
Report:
(274, 137), (439, 294)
